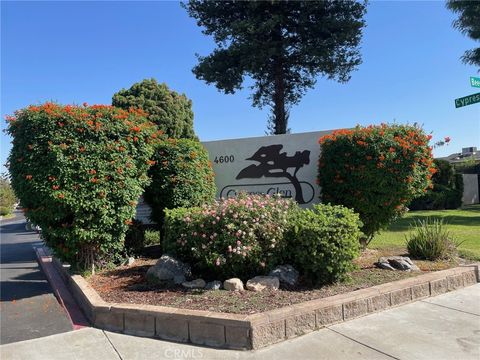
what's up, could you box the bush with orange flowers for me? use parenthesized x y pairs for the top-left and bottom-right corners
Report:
(144, 139), (216, 233)
(6, 102), (161, 271)
(318, 124), (435, 247)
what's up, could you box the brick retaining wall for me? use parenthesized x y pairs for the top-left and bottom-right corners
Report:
(57, 261), (479, 350)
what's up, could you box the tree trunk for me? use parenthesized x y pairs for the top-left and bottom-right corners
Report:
(273, 59), (287, 135)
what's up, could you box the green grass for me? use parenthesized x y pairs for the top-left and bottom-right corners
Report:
(372, 204), (480, 260)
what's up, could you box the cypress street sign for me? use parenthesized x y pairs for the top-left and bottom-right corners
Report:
(202, 130), (335, 208)
(455, 92), (480, 108)
(470, 77), (480, 88)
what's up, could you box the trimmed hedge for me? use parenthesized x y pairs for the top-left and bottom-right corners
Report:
(6, 102), (159, 270)
(286, 203), (362, 284)
(144, 139), (216, 231)
(318, 124), (435, 246)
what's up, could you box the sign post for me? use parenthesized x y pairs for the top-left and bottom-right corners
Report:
(454, 92), (480, 108)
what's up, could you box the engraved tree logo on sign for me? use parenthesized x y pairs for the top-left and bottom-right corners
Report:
(236, 144), (310, 204)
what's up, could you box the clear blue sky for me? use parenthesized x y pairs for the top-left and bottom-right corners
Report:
(2, 1), (479, 175)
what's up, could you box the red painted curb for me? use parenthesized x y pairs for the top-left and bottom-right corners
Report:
(35, 246), (89, 330)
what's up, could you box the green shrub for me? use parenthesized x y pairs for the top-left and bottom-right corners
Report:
(406, 218), (460, 260)
(6, 102), (159, 270)
(0, 179), (16, 213)
(124, 219), (146, 256)
(163, 193), (297, 280)
(409, 160), (463, 210)
(286, 203), (362, 284)
(318, 124), (434, 247)
(112, 78), (197, 140)
(144, 229), (161, 246)
(144, 139), (216, 230)
(0, 206), (12, 216)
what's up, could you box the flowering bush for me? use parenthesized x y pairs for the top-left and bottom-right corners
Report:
(144, 139), (216, 231)
(163, 193), (297, 279)
(6, 102), (160, 270)
(318, 124), (435, 246)
(286, 203), (362, 284)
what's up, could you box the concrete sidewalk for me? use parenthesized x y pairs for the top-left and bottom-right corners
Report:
(1, 284), (479, 360)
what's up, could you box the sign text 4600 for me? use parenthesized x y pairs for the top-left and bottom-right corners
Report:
(214, 155), (235, 164)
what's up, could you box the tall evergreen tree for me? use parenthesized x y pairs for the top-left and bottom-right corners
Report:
(184, 0), (367, 134)
(447, 0), (480, 69)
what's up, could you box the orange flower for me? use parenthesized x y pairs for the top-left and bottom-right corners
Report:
(378, 155), (385, 161)
(79, 147), (85, 152)
(89, 169), (97, 175)
(130, 126), (141, 133)
(366, 155), (372, 160)
(146, 160), (156, 166)
(57, 193), (65, 199)
(52, 185), (60, 190)
(388, 147), (395, 153)
(124, 219), (133, 225)
(90, 177), (98, 183)
(25, 175), (33, 180)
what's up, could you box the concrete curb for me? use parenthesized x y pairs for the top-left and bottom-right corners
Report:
(51, 255), (479, 350)
(35, 247), (90, 330)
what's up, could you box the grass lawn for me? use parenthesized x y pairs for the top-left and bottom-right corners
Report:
(372, 204), (480, 260)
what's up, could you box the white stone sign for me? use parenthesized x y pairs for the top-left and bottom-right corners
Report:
(202, 130), (334, 207)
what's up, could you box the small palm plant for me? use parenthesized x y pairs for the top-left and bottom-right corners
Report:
(406, 218), (461, 260)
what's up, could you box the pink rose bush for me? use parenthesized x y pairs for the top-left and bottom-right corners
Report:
(163, 193), (296, 279)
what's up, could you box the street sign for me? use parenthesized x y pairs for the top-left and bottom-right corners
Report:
(455, 92), (480, 108)
(470, 77), (480, 88)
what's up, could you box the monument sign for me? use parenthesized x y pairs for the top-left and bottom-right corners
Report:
(202, 130), (334, 207)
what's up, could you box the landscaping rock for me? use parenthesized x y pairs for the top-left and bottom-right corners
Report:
(173, 275), (186, 285)
(182, 279), (206, 289)
(205, 280), (222, 290)
(223, 278), (244, 291)
(246, 276), (280, 292)
(269, 265), (299, 287)
(376, 256), (420, 272)
(146, 255), (191, 284)
(127, 257), (135, 266)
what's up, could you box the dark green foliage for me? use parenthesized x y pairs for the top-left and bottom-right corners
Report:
(144, 229), (161, 246)
(406, 218), (460, 260)
(409, 160), (464, 210)
(144, 139), (216, 231)
(285, 204), (362, 284)
(6, 103), (158, 270)
(112, 79), (197, 140)
(446, 0), (480, 68)
(124, 219), (146, 256)
(184, 1), (367, 134)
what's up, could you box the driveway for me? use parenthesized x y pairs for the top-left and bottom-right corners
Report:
(0, 212), (72, 344)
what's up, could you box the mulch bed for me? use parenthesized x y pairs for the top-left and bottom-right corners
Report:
(87, 248), (458, 315)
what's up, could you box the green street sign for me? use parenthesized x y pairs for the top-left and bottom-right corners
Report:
(471, 77), (480, 88)
(455, 92), (480, 108)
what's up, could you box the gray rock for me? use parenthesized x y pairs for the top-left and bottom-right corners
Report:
(376, 256), (420, 272)
(205, 280), (222, 290)
(182, 279), (206, 289)
(223, 278), (244, 291)
(269, 265), (299, 287)
(376, 261), (396, 271)
(173, 275), (186, 285)
(246, 276), (280, 292)
(146, 255), (191, 284)
(127, 257), (135, 266)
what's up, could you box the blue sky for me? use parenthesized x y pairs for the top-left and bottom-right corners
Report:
(1, 1), (479, 175)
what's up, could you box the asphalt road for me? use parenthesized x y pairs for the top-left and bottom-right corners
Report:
(0, 211), (72, 345)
